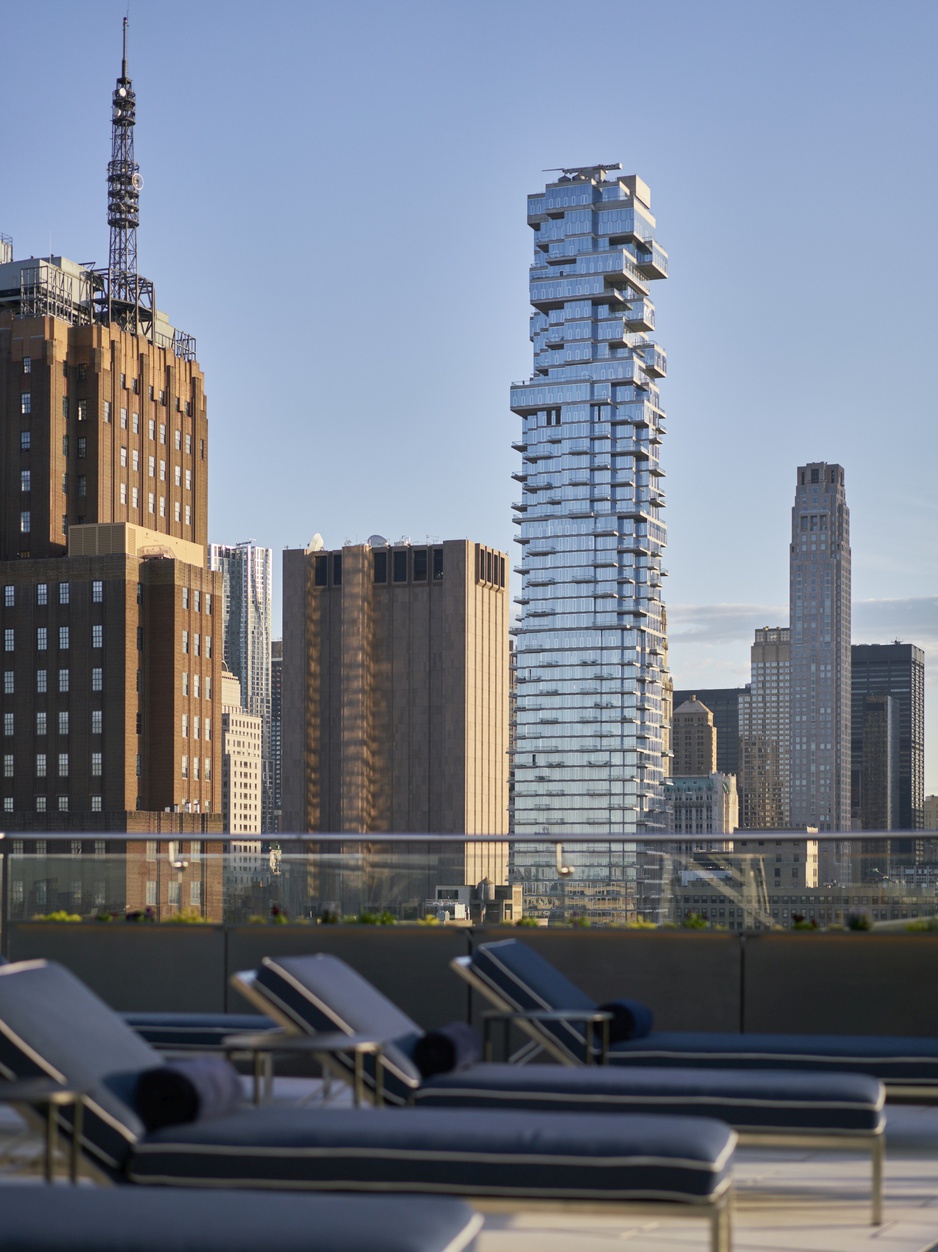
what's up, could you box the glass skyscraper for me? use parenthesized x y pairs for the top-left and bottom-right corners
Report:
(509, 166), (669, 917)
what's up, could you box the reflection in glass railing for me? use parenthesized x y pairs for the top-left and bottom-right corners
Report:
(1, 834), (937, 933)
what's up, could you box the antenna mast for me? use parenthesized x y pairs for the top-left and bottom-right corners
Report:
(107, 17), (150, 334)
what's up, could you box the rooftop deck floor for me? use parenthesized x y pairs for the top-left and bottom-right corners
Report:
(3, 1098), (937, 1251)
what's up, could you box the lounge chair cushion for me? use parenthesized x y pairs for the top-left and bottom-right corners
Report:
(413, 1061), (885, 1134)
(124, 1013), (276, 1051)
(0, 1185), (484, 1252)
(128, 1104), (735, 1202)
(0, 959), (160, 1174)
(608, 1032), (938, 1085)
(251, 954), (424, 1103)
(598, 998), (654, 1043)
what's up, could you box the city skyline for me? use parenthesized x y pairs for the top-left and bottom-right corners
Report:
(2, 1), (935, 791)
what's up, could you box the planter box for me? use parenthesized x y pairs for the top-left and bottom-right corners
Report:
(7, 922), (226, 1012)
(226, 925), (472, 1028)
(743, 932), (938, 1037)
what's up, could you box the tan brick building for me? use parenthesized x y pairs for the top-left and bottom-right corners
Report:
(282, 539), (510, 837)
(672, 695), (718, 778)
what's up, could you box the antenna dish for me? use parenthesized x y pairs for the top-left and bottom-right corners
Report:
(131, 173), (143, 191)
(306, 533), (324, 553)
(367, 534), (388, 547)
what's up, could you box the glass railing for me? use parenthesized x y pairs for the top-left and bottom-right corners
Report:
(2, 833), (937, 943)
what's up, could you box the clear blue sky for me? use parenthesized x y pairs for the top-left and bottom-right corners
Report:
(4, 1), (937, 790)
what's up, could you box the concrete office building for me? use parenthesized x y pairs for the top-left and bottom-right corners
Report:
(672, 696), (717, 777)
(851, 643), (925, 832)
(282, 538), (509, 837)
(739, 627), (791, 831)
(208, 542), (273, 830)
(788, 463), (851, 845)
(0, 37), (221, 834)
(270, 639), (282, 833)
(673, 687), (746, 778)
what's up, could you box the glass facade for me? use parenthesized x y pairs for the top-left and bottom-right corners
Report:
(509, 167), (669, 916)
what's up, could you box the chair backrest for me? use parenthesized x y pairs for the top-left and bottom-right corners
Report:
(246, 954), (424, 1105)
(0, 959), (161, 1174)
(470, 940), (596, 1063)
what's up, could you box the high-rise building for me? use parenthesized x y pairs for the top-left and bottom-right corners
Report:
(510, 165), (669, 857)
(0, 27), (221, 833)
(672, 687), (746, 778)
(858, 694), (898, 831)
(220, 668), (262, 835)
(270, 639), (282, 833)
(738, 627), (790, 830)
(671, 696), (717, 777)
(788, 463), (851, 838)
(669, 773), (738, 837)
(208, 542), (273, 829)
(851, 642), (925, 832)
(281, 538), (509, 837)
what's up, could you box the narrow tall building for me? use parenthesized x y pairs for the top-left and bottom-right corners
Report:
(208, 542), (273, 829)
(739, 627), (790, 830)
(510, 166), (670, 851)
(0, 27), (221, 832)
(788, 463), (851, 836)
(672, 686), (746, 778)
(672, 696), (717, 777)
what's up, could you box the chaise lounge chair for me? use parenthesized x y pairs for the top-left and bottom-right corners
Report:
(455, 939), (938, 1102)
(233, 952), (886, 1223)
(0, 959), (736, 1252)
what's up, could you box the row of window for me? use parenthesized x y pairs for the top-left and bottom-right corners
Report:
(3, 711), (102, 735)
(116, 487), (192, 526)
(181, 715), (212, 740)
(180, 588), (211, 614)
(180, 755), (212, 779)
(181, 673), (212, 699)
(3, 668), (104, 693)
(5, 751), (103, 777)
(181, 631), (212, 656)
(4, 796), (101, 813)
(4, 625), (104, 651)
(3, 582), (97, 607)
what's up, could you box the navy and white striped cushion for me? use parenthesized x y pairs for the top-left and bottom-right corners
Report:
(129, 1105), (736, 1203)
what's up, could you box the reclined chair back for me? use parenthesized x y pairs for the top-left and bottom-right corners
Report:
(235, 955), (424, 1105)
(0, 960), (161, 1175)
(463, 940), (599, 1064)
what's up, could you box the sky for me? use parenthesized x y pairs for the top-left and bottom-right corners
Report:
(3, 0), (937, 789)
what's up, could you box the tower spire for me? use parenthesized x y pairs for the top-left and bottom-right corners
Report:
(107, 16), (143, 331)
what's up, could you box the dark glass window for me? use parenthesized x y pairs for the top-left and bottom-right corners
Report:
(810, 467), (819, 483)
(314, 555), (328, 587)
(413, 549), (427, 581)
(393, 550), (408, 583)
(486, 550), (493, 583)
(499, 555), (506, 587)
(373, 551), (387, 583)
(332, 554), (342, 585)
(433, 548), (443, 581)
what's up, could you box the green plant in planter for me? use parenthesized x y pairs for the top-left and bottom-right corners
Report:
(353, 910), (396, 926)
(417, 914), (442, 926)
(906, 916), (938, 932)
(847, 910), (873, 931)
(682, 912), (710, 930)
(161, 908), (208, 925)
(34, 910), (82, 923)
(515, 915), (541, 928)
(623, 917), (658, 929)
(95, 910), (116, 922)
(564, 915), (591, 928)
(791, 913), (819, 930)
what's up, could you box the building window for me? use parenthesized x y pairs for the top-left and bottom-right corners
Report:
(59, 582), (69, 604)
(204, 676), (211, 701)
(58, 796), (68, 813)
(193, 755), (200, 779)
(91, 795), (102, 812)
(182, 587), (189, 609)
(131, 487), (138, 509)
(20, 469), (30, 492)
(160, 423), (166, 445)
(204, 718), (211, 742)
(132, 449), (139, 472)
(148, 418), (155, 440)
(92, 580), (103, 602)
(58, 668), (69, 693)
(205, 757), (211, 781)
(120, 483), (127, 505)
(3, 671), (13, 694)
(185, 433), (192, 455)
(77, 400), (87, 421)
(77, 475), (87, 497)
(159, 496), (166, 517)
(36, 583), (47, 605)
(132, 412), (139, 434)
(4, 629), (13, 651)
(36, 753), (46, 777)
(34, 797), (45, 813)
(393, 550), (408, 582)
(182, 630), (189, 654)
(20, 512), (30, 533)
(36, 670), (46, 693)
(92, 710), (102, 734)
(181, 755), (189, 779)
(148, 455), (155, 478)
(104, 401), (112, 424)
(120, 447), (128, 468)
(3, 586), (12, 608)
(58, 712), (68, 735)
(21, 392), (31, 414)
(91, 752), (102, 776)
(174, 465), (182, 487)
(182, 714), (189, 738)
(204, 593), (212, 616)
(190, 881), (201, 907)
(174, 501), (181, 522)
(182, 672), (189, 696)
(193, 633), (200, 657)
(184, 468), (192, 491)
(59, 626), (69, 649)
(193, 590), (200, 613)
(92, 667), (102, 691)
(4, 713), (12, 735)
(121, 407), (128, 428)
(169, 881), (180, 907)
(193, 716), (200, 740)
(146, 880), (157, 906)
(4, 754), (12, 778)
(148, 492), (155, 514)
(192, 674), (200, 699)
(175, 429), (182, 450)
(22, 356), (31, 374)
(205, 636), (211, 659)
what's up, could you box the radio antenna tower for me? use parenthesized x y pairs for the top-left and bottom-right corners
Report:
(106, 18), (153, 336)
